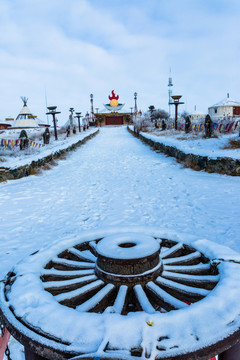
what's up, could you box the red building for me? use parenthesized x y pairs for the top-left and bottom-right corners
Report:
(95, 91), (132, 126)
(0, 118), (14, 130)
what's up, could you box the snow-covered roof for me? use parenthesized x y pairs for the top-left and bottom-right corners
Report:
(209, 97), (240, 108)
(13, 117), (39, 128)
(97, 106), (130, 115)
(37, 118), (50, 127)
(0, 119), (12, 126)
(13, 102), (39, 128)
(189, 109), (205, 116)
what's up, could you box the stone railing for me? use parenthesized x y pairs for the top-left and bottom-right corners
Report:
(128, 127), (240, 176)
(0, 130), (99, 182)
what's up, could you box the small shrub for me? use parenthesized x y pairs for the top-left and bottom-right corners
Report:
(223, 138), (240, 149)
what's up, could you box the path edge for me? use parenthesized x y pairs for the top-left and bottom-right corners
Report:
(128, 127), (240, 176)
(0, 130), (99, 182)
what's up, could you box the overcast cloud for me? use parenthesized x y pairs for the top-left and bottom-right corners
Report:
(0, 0), (240, 125)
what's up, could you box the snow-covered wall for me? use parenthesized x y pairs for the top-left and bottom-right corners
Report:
(0, 130), (99, 182)
(128, 127), (240, 176)
(208, 105), (233, 119)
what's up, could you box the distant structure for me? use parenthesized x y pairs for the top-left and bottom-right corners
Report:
(13, 97), (39, 128)
(90, 94), (94, 123)
(0, 116), (14, 130)
(94, 90), (132, 126)
(168, 70), (173, 118)
(134, 92), (138, 113)
(0, 119), (12, 130)
(208, 93), (240, 120)
(189, 106), (205, 122)
(64, 111), (78, 130)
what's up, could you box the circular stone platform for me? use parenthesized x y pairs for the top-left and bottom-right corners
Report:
(95, 233), (162, 283)
(1, 227), (240, 360)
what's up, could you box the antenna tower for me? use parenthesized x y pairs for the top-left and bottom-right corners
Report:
(90, 94), (94, 122)
(168, 69), (173, 118)
(134, 92), (138, 113)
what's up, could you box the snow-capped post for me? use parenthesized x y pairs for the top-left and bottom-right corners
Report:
(42, 128), (50, 144)
(205, 114), (213, 138)
(69, 108), (75, 135)
(185, 116), (191, 133)
(75, 112), (82, 133)
(169, 95), (184, 130)
(46, 106), (60, 141)
(85, 112), (90, 129)
(90, 94), (94, 125)
(133, 110), (143, 135)
(19, 130), (29, 150)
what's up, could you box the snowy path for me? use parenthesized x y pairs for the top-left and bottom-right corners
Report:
(0, 126), (240, 277)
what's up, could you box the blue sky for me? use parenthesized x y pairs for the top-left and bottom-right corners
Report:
(0, 0), (239, 125)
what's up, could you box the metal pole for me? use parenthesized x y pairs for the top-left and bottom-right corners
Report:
(175, 103), (178, 130)
(75, 113), (82, 133)
(90, 94), (94, 123)
(169, 96), (184, 131)
(46, 107), (60, 141)
(52, 113), (58, 140)
(134, 92), (137, 113)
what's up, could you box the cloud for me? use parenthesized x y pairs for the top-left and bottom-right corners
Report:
(0, 0), (240, 124)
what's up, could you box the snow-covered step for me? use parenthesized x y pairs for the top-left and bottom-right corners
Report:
(146, 281), (188, 311)
(68, 248), (97, 263)
(155, 276), (210, 300)
(161, 243), (184, 259)
(55, 279), (104, 306)
(43, 274), (97, 294)
(163, 263), (211, 274)
(88, 240), (98, 255)
(41, 269), (95, 281)
(113, 285), (128, 314)
(161, 271), (219, 289)
(134, 284), (155, 314)
(162, 251), (202, 266)
(77, 284), (115, 312)
(51, 256), (95, 270)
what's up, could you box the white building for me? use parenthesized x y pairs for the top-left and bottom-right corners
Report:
(189, 107), (205, 122)
(208, 94), (240, 121)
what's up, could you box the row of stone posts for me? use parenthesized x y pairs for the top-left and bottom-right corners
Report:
(46, 106), (90, 141)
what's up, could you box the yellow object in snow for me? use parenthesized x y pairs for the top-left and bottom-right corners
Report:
(146, 321), (153, 326)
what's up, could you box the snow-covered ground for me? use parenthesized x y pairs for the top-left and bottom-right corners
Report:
(141, 129), (240, 159)
(0, 128), (97, 169)
(1, 126), (239, 359)
(1, 126), (239, 274)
